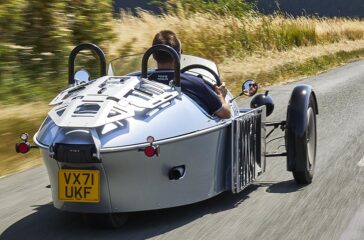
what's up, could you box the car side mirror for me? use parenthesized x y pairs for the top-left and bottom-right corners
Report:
(242, 79), (258, 97)
(230, 79), (259, 102)
(74, 69), (90, 85)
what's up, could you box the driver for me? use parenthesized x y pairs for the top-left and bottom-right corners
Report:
(244, 81), (258, 96)
(151, 30), (231, 119)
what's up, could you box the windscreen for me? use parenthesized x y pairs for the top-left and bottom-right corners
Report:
(108, 54), (220, 84)
(108, 54), (156, 76)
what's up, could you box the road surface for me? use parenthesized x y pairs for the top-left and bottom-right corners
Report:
(1, 61), (364, 240)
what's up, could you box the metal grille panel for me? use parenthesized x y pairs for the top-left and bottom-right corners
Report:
(231, 107), (265, 193)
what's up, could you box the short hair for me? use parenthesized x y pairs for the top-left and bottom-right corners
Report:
(152, 30), (181, 64)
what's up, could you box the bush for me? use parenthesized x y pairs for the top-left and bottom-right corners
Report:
(153, 0), (255, 18)
(66, 0), (115, 46)
(0, 0), (116, 103)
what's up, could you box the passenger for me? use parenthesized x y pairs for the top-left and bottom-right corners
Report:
(151, 30), (231, 119)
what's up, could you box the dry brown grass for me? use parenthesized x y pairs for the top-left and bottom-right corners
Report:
(316, 18), (364, 42)
(0, 102), (50, 120)
(109, 11), (364, 93)
(110, 11), (229, 56)
(110, 12), (364, 59)
(220, 39), (364, 80)
(0, 102), (49, 177)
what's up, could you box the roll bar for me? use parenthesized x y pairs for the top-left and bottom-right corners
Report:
(141, 44), (181, 87)
(68, 43), (106, 85)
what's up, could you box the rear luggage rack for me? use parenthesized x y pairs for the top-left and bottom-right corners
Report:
(48, 77), (179, 128)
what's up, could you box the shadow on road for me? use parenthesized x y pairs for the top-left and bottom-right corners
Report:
(1, 185), (261, 240)
(262, 179), (306, 193)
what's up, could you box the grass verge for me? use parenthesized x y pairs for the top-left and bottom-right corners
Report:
(225, 48), (364, 94)
(0, 103), (49, 177)
(112, 12), (364, 61)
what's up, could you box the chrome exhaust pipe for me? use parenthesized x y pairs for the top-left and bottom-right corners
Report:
(169, 165), (185, 180)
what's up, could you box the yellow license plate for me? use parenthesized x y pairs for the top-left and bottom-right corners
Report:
(58, 169), (100, 203)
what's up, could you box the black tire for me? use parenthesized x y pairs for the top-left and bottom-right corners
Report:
(83, 213), (128, 228)
(291, 95), (317, 184)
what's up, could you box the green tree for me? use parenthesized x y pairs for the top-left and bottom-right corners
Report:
(0, 0), (25, 44)
(66, 0), (115, 46)
(15, 0), (71, 80)
(0, 0), (116, 102)
(0, 0), (26, 72)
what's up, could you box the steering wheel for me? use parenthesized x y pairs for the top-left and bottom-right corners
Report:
(180, 64), (222, 86)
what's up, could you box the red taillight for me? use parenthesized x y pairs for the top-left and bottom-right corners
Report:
(16, 142), (30, 154)
(144, 146), (156, 157)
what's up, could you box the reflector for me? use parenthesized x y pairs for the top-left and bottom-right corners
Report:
(17, 142), (30, 154)
(20, 133), (29, 141)
(144, 146), (155, 157)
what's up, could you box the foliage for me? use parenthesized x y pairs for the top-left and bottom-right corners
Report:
(1, 0), (364, 104)
(66, 0), (115, 46)
(116, 11), (364, 63)
(153, 0), (255, 18)
(14, 0), (70, 83)
(0, 0), (115, 103)
(0, 0), (25, 43)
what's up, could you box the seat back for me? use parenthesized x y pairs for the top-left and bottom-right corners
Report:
(147, 70), (175, 85)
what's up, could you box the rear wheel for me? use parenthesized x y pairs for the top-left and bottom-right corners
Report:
(83, 213), (128, 228)
(291, 96), (317, 184)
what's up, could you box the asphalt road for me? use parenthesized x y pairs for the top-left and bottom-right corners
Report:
(1, 61), (364, 240)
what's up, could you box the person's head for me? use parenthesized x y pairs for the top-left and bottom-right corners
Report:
(249, 83), (257, 90)
(249, 82), (258, 95)
(152, 30), (181, 65)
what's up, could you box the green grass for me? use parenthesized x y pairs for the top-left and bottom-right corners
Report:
(0, 49), (106, 104)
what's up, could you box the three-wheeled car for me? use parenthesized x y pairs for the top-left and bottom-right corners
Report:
(16, 43), (318, 227)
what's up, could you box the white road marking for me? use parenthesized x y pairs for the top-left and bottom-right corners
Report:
(358, 155), (364, 167)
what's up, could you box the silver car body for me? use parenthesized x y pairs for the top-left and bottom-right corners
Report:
(34, 55), (266, 213)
